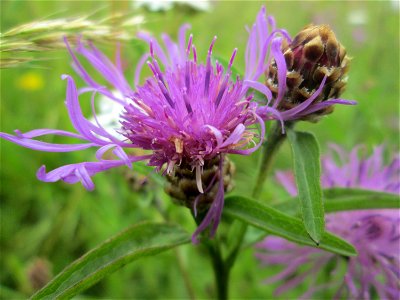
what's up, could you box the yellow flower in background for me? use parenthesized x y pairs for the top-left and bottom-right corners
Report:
(16, 71), (44, 91)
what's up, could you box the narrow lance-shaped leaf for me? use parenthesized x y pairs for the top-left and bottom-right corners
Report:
(273, 188), (400, 216)
(287, 129), (324, 243)
(31, 222), (191, 300)
(224, 195), (357, 257)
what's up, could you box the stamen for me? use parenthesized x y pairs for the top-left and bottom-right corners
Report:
(215, 75), (228, 107)
(192, 45), (197, 63)
(208, 36), (217, 54)
(196, 165), (204, 193)
(151, 59), (167, 86)
(185, 61), (191, 92)
(149, 41), (154, 58)
(167, 160), (175, 175)
(204, 36), (217, 97)
(173, 137), (184, 154)
(146, 61), (159, 78)
(183, 91), (193, 113)
(186, 34), (193, 56)
(228, 48), (238, 70)
(157, 79), (175, 108)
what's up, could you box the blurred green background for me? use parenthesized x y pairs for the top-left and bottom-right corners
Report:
(1, 1), (399, 299)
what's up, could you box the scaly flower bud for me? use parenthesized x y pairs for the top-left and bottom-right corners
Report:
(262, 24), (355, 122)
(165, 156), (234, 213)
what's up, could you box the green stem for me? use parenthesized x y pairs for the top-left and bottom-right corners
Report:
(252, 121), (291, 199)
(226, 121), (291, 268)
(193, 212), (229, 300)
(208, 239), (229, 300)
(198, 121), (292, 299)
(174, 248), (196, 300)
(154, 196), (196, 299)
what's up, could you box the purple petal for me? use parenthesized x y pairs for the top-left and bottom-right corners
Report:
(204, 125), (224, 147)
(220, 124), (245, 148)
(137, 32), (169, 66)
(243, 80), (272, 102)
(270, 38), (287, 108)
(36, 154), (152, 190)
(0, 131), (95, 152)
(62, 75), (117, 145)
(192, 157), (225, 243)
(14, 128), (84, 140)
(229, 114), (266, 155)
(281, 76), (328, 119)
(295, 98), (357, 117)
(178, 24), (191, 56)
(77, 40), (132, 95)
(134, 53), (151, 87)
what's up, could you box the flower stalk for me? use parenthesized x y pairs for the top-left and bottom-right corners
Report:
(202, 120), (292, 300)
(224, 121), (291, 270)
(252, 121), (293, 199)
(194, 211), (229, 300)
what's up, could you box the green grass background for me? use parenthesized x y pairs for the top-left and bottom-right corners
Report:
(1, 1), (399, 299)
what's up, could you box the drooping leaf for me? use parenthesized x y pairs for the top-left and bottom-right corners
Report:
(223, 195), (357, 257)
(31, 222), (190, 300)
(287, 129), (324, 243)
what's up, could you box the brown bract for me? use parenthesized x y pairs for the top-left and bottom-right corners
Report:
(266, 24), (350, 121)
(165, 157), (235, 212)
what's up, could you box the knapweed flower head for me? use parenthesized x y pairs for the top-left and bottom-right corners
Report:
(0, 6), (284, 242)
(256, 23), (357, 122)
(256, 145), (400, 299)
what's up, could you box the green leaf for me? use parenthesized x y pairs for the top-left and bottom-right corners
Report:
(274, 188), (400, 215)
(224, 195), (357, 257)
(324, 188), (400, 212)
(31, 222), (190, 300)
(287, 129), (324, 243)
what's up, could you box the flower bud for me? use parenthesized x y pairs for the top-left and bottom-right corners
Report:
(165, 157), (235, 212)
(267, 24), (350, 120)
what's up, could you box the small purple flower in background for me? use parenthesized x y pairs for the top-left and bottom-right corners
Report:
(256, 145), (400, 299)
(347, 10), (368, 46)
(0, 6), (285, 241)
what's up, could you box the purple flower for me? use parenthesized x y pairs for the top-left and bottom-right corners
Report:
(0, 7), (283, 241)
(256, 145), (400, 299)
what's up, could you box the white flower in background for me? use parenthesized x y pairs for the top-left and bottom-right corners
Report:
(347, 9), (367, 45)
(391, 0), (399, 10)
(133, 0), (211, 12)
(90, 91), (125, 139)
(347, 10), (367, 25)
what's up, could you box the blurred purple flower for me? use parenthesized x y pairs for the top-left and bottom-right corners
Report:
(0, 6), (285, 241)
(256, 145), (400, 299)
